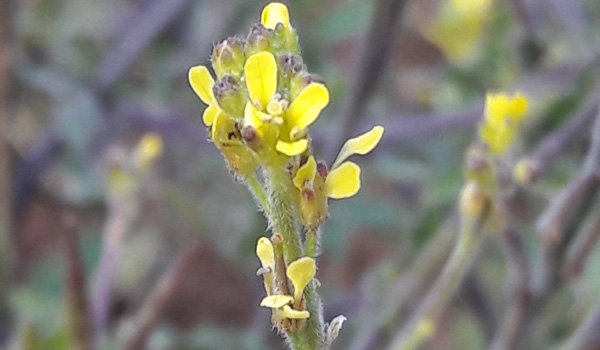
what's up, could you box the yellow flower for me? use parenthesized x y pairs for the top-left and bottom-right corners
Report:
(256, 236), (315, 322)
(426, 0), (493, 62)
(292, 126), (384, 229)
(243, 51), (330, 160)
(286, 257), (316, 303)
(256, 237), (276, 295)
(211, 112), (258, 175)
(261, 2), (291, 30)
(259, 256), (315, 320)
(478, 92), (527, 155)
(189, 65), (258, 174)
(261, 2), (299, 53)
(188, 65), (221, 126)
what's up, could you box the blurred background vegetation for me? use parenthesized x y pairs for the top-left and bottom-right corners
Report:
(2, 0), (600, 349)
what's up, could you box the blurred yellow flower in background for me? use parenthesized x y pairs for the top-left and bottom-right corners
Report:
(479, 92), (528, 155)
(426, 0), (493, 62)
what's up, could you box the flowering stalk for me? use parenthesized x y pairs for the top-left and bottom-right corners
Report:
(387, 182), (488, 350)
(92, 133), (163, 340)
(388, 92), (529, 350)
(188, 3), (384, 349)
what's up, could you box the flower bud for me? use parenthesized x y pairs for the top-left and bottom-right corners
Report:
(272, 22), (299, 54)
(298, 175), (328, 230)
(213, 75), (246, 117)
(513, 159), (541, 186)
(246, 23), (272, 56)
(279, 54), (304, 77)
(212, 37), (246, 80)
(459, 181), (487, 218)
(465, 142), (496, 193)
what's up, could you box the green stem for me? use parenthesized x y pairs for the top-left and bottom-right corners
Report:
(387, 212), (483, 350)
(267, 166), (324, 350)
(267, 166), (302, 264)
(305, 230), (317, 258)
(247, 174), (270, 215)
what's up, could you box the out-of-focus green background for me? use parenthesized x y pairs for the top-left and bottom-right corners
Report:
(3, 0), (600, 349)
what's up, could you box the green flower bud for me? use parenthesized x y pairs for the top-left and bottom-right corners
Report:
(212, 37), (246, 80)
(213, 75), (246, 117)
(272, 22), (299, 54)
(246, 24), (272, 56)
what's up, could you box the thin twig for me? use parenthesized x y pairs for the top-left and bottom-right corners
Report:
(123, 243), (203, 350)
(489, 227), (531, 350)
(93, 0), (191, 91)
(0, 0), (14, 273)
(556, 301), (600, 350)
(61, 211), (94, 350)
(526, 94), (599, 182)
(386, 194), (488, 350)
(536, 95), (600, 246)
(327, 0), (407, 161)
(348, 214), (458, 350)
(460, 271), (496, 342)
(92, 200), (135, 337)
(564, 212), (600, 280)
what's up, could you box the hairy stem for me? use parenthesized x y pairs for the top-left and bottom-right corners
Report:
(267, 166), (302, 264)
(267, 166), (324, 350)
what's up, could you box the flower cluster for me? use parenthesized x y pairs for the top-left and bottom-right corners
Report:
(187, 2), (383, 339)
(188, 2), (384, 233)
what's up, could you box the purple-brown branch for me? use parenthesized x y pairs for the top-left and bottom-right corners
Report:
(123, 243), (204, 350)
(327, 0), (407, 161)
(61, 211), (94, 350)
(92, 200), (134, 337)
(564, 214), (600, 280)
(0, 0), (14, 273)
(490, 227), (532, 350)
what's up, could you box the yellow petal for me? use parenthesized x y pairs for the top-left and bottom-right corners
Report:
(325, 162), (361, 199)
(293, 156), (317, 190)
(275, 139), (308, 156)
(331, 126), (384, 169)
(260, 295), (294, 308)
(256, 237), (275, 271)
(189, 65), (215, 105)
(245, 52), (277, 110)
(485, 93), (509, 125)
(508, 93), (527, 120)
(203, 103), (219, 126)
(261, 2), (290, 30)
(244, 102), (263, 130)
(287, 257), (316, 302)
(287, 83), (329, 132)
(211, 111), (224, 141)
(282, 305), (310, 319)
